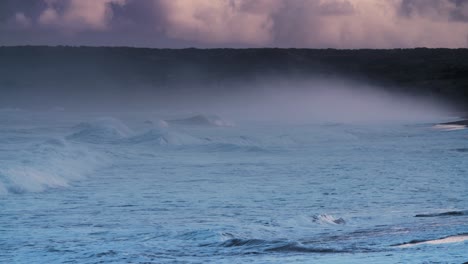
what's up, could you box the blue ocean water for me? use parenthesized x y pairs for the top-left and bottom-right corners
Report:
(1, 110), (467, 263)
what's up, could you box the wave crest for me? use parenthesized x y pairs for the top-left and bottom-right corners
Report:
(166, 114), (233, 127)
(311, 214), (346, 225)
(126, 129), (203, 146)
(415, 210), (467, 217)
(67, 117), (133, 143)
(220, 238), (350, 253)
(0, 137), (105, 194)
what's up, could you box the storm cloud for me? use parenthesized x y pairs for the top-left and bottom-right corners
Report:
(1, 0), (467, 48)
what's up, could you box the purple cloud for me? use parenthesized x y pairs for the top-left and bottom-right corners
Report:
(1, 0), (467, 48)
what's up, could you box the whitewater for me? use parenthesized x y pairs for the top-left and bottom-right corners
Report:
(1, 110), (467, 263)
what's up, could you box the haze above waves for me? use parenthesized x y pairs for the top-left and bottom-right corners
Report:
(1, 47), (467, 263)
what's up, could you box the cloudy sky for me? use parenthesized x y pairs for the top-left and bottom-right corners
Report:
(1, 0), (467, 48)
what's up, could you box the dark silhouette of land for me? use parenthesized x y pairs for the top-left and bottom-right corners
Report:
(0, 46), (467, 110)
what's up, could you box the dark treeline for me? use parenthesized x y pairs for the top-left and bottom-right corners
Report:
(0, 46), (467, 110)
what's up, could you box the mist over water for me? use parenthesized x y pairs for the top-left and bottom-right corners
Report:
(2, 76), (454, 124)
(1, 69), (466, 263)
(205, 79), (452, 123)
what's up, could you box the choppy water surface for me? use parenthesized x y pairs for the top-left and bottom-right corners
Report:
(1, 110), (467, 263)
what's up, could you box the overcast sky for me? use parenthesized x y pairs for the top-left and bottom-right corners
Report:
(1, 0), (467, 48)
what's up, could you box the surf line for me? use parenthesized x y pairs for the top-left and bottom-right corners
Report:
(392, 234), (468, 248)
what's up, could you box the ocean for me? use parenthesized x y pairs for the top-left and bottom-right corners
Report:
(1, 109), (467, 263)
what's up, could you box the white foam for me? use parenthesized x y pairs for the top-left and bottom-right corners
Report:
(396, 235), (468, 248)
(311, 214), (346, 225)
(0, 138), (106, 194)
(432, 124), (466, 131)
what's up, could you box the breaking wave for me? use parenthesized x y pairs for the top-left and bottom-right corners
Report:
(432, 124), (467, 131)
(64, 116), (294, 153)
(0, 137), (105, 195)
(125, 129), (267, 152)
(67, 117), (133, 143)
(311, 214), (346, 225)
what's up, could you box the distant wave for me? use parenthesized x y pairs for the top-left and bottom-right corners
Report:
(66, 116), (296, 152)
(433, 119), (468, 131)
(143, 119), (169, 128)
(0, 137), (105, 195)
(125, 129), (203, 146)
(432, 124), (466, 131)
(0, 108), (23, 112)
(166, 114), (233, 127)
(124, 128), (268, 152)
(265, 242), (350, 253)
(414, 210), (468, 217)
(392, 233), (468, 248)
(218, 237), (357, 254)
(67, 117), (133, 143)
(454, 148), (468, 153)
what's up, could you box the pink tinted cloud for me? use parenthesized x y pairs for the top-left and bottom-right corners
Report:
(155, 0), (284, 45)
(149, 0), (468, 48)
(39, 0), (126, 31)
(10, 0), (468, 48)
